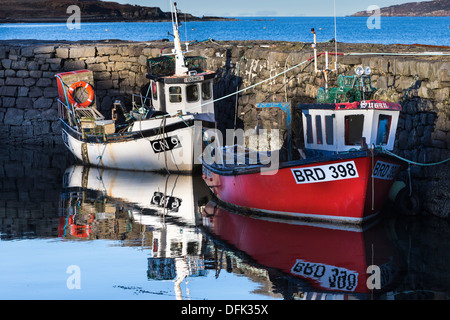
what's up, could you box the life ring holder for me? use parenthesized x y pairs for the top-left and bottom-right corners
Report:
(68, 81), (95, 108)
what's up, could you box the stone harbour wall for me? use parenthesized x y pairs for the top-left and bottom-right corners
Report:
(0, 40), (449, 217)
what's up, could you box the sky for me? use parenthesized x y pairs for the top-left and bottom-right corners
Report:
(110, 0), (420, 17)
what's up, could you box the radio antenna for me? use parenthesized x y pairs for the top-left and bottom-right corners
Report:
(334, 0), (338, 71)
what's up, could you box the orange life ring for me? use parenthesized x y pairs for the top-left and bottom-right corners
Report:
(68, 81), (95, 108)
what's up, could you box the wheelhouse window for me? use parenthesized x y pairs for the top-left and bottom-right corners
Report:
(169, 86), (182, 103)
(376, 115), (392, 145)
(345, 115), (364, 145)
(202, 81), (212, 100)
(186, 84), (199, 103)
(315, 115), (323, 145)
(325, 115), (334, 145)
(305, 114), (313, 144)
(151, 81), (158, 100)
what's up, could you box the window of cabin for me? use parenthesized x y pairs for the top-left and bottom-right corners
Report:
(345, 115), (364, 145)
(151, 81), (158, 100)
(202, 81), (212, 100)
(306, 114), (313, 144)
(315, 115), (323, 145)
(376, 115), (392, 145)
(186, 84), (199, 103)
(169, 86), (182, 103)
(325, 115), (334, 145)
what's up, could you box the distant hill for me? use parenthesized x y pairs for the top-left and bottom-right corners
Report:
(352, 0), (450, 16)
(0, 0), (234, 23)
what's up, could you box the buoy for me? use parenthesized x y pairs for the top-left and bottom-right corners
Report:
(394, 187), (421, 216)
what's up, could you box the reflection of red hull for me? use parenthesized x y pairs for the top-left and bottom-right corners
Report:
(202, 202), (398, 294)
(203, 152), (401, 224)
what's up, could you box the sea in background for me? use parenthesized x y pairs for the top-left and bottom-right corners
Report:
(0, 16), (449, 46)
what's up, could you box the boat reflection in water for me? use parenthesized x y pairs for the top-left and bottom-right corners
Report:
(59, 165), (401, 299)
(201, 201), (401, 299)
(59, 165), (210, 299)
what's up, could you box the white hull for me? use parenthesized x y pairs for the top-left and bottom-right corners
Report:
(62, 117), (200, 173)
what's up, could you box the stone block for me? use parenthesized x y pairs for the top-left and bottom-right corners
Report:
(138, 55), (148, 66)
(55, 47), (69, 59)
(28, 87), (43, 98)
(36, 78), (52, 87)
(87, 63), (107, 72)
(20, 47), (34, 57)
(41, 108), (58, 121)
(33, 97), (53, 109)
(34, 120), (50, 135)
(34, 46), (55, 54)
(16, 70), (29, 78)
(63, 60), (86, 71)
(94, 71), (111, 80)
(4, 108), (24, 125)
(17, 87), (29, 97)
(2, 97), (16, 108)
(433, 88), (449, 102)
(5, 69), (16, 77)
(46, 58), (62, 65)
(29, 70), (42, 78)
(24, 109), (41, 120)
(1, 59), (12, 69)
(0, 46), (6, 59)
(11, 60), (27, 70)
(6, 77), (24, 86)
(69, 46), (96, 58)
(16, 97), (33, 109)
(394, 59), (411, 76)
(96, 80), (113, 90)
(43, 87), (58, 98)
(0, 86), (17, 97)
(27, 61), (40, 71)
(109, 55), (123, 62)
(97, 46), (118, 56)
(23, 78), (36, 87)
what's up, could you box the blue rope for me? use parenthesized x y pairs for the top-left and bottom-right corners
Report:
(384, 149), (450, 166)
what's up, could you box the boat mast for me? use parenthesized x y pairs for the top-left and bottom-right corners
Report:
(172, 2), (189, 76)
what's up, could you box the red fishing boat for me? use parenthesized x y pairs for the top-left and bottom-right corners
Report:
(202, 65), (404, 225)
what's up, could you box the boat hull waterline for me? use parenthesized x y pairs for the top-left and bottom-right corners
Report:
(202, 152), (402, 225)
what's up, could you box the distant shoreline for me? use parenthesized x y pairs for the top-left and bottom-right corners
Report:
(1, 15), (449, 24)
(0, 17), (240, 24)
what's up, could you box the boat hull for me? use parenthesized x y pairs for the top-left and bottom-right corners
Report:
(202, 152), (402, 224)
(61, 118), (199, 173)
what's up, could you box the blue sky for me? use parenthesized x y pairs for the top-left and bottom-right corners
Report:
(110, 0), (418, 17)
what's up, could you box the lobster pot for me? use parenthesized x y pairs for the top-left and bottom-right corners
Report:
(80, 117), (96, 134)
(56, 70), (96, 109)
(94, 120), (115, 135)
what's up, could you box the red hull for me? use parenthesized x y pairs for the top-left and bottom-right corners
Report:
(202, 202), (399, 295)
(203, 153), (401, 224)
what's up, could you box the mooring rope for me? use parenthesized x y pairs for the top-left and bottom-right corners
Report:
(383, 148), (450, 167)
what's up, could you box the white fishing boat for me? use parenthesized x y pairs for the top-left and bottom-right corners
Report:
(56, 2), (215, 173)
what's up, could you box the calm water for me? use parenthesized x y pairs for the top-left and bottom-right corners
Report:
(0, 145), (449, 301)
(0, 17), (449, 46)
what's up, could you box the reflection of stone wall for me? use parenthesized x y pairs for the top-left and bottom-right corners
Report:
(392, 216), (450, 299)
(0, 40), (449, 217)
(0, 145), (154, 242)
(0, 145), (72, 238)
